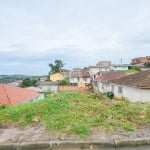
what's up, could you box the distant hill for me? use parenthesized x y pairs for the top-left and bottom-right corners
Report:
(0, 75), (47, 83)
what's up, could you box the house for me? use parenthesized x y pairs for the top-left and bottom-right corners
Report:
(8, 80), (23, 87)
(37, 81), (59, 92)
(50, 72), (65, 82)
(39, 76), (47, 81)
(131, 56), (150, 67)
(0, 84), (44, 105)
(60, 69), (70, 78)
(110, 70), (150, 102)
(93, 71), (126, 93)
(69, 68), (90, 85)
(110, 64), (130, 71)
(89, 61), (111, 79)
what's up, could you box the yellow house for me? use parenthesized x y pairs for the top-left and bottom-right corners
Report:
(50, 73), (65, 82)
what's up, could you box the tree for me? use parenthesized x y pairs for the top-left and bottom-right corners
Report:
(144, 62), (150, 68)
(49, 59), (64, 74)
(21, 78), (37, 87)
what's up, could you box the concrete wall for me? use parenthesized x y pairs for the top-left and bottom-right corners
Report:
(31, 94), (45, 102)
(38, 85), (58, 92)
(111, 83), (150, 102)
(59, 85), (89, 91)
(59, 85), (79, 91)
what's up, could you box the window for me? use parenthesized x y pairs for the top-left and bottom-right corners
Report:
(118, 86), (123, 94)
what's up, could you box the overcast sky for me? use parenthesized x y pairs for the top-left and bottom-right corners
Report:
(0, 0), (150, 75)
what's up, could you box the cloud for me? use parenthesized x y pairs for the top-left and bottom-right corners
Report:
(0, 0), (150, 74)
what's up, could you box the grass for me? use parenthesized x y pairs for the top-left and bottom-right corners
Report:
(122, 68), (140, 74)
(0, 91), (150, 138)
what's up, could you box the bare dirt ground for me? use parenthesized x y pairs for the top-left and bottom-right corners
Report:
(1, 125), (150, 143)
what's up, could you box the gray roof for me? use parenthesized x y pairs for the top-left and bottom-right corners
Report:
(111, 70), (150, 89)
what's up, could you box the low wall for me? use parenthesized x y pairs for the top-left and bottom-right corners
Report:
(58, 85), (89, 91)
(1, 139), (150, 150)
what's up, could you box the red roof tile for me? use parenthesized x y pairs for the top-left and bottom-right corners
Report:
(0, 84), (40, 105)
(70, 70), (90, 78)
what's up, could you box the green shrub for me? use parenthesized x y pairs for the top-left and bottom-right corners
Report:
(59, 78), (70, 85)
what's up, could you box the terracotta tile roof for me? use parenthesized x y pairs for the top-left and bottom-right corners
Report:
(96, 61), (111, 68)
(95, 71), (126, 82)
(0, 84), (41, 105)
(70, 70), (90, 78)
(89, 61), (111, 68)
(111, 70), (150, 89)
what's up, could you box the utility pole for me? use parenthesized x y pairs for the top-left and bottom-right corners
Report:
(120, 58), (122, 64)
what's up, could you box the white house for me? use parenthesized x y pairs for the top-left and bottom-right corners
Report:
(69, 68), (91, 85)
(89, 61), (111, 79)
(93, 71), (126, 93)
(110, 70), (150, 102)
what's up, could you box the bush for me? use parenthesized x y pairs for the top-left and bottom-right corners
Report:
(0, 105), (6, 110)
(21, 78), (37, 87)
(59, 78), (70, 85)
(106, 92), (114, 99)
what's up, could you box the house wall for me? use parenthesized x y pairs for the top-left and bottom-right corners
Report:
(70, 77), (78, 83)
(70, 77), (90, 84)
(89, 68), (110, 80)
(89, 68), (110, 75)
(50, 73), (64, 82)
(111, 83), (150, 102)
(98, 82), (110, 93)
(132, 56), (150, 65)
(89, 68), (100, 76)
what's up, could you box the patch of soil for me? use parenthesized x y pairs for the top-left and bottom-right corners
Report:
(1, 125), (150, 143)
(0, 125), (78, 143)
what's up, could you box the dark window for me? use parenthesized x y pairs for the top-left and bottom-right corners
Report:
(118, 86), (122, 94)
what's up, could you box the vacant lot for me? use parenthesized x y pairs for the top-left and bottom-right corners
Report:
(0, 91), (150, 138)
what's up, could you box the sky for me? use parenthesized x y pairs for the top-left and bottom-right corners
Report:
(0, 0), (150, 75)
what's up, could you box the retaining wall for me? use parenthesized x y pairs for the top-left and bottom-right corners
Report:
(58, 85), (89, 91)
